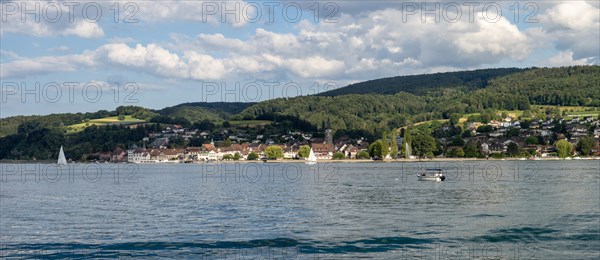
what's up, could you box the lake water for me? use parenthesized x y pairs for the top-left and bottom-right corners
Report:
(1, 161), (598, 259)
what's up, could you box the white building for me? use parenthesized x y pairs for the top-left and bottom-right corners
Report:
(127, 149), (153, 163)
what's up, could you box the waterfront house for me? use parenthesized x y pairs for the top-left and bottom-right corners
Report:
(489, 142), (507, 154)
(202, 143), (217, 152)
(283, 145), (299, 159)
(127, 148), (152, 163)
(311, 143), (335, 159)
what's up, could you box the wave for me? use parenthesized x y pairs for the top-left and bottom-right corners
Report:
(0, 236), (440, 258)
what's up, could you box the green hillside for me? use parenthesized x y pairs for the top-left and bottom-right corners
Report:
(155, 102), (255, 124)
(238, 66), (600, 133)
(319, 68), (528, 96)
(468, 66), (600, 108)
(0, 103), (254, 137)
(2, 66), (598, 138)
(1, 112), (104, 137)
(66, 116), (145, 134)
(2, 66), (600, 160)
(157, 102), (253, 117)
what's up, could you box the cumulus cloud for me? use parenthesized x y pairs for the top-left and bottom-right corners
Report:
(0, 52), (97, 78)
(548, 50), (596, 66)
(539, 1), (600, 60)
(2, 1), (598, 81)
(0, 11), (539, 81)
(0, 0), (249, 39)
(133, 0), (250, 26)
(63, 21), (104, 38)
(185, 52), (227, 80)
(284, 56), (345, 78)
(0, 1), (105, 39)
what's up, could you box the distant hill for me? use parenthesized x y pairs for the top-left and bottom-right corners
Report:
(238, 66), (600, 132)
(472, 66), (600, 107)
(318, 68), (528, 96)
(1, 113), (91, 137)
(0, 102), (255, 137)
(2, 66), (598, 137)
(156, 102), (254, 115)
(155, 102), (254, 123)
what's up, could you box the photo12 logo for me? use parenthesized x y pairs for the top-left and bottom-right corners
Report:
(201, 1), (339, 23)
(199, 81), (340, 102)
(1, 164), (138, 184)
(400, 1), (539, 23)
(396, 161), (540, 183)
(1, 81), (140, 104)
(198, 163), (339, 184)
(1, 1), (139, 23)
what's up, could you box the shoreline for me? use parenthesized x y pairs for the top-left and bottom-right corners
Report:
(2, 157), (599, 164)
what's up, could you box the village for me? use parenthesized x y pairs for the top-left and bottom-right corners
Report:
(87, 114), (600, 163)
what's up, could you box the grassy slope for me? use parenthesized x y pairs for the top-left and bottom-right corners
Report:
(66, 116), (145, 134)
(399, 106), (599, 131)
(228, 120), (272, 127)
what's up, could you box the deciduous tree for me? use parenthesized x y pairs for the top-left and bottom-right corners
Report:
(556, 139), (573, 158)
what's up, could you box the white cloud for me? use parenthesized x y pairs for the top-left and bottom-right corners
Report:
(63, 21), (104, 39)
(0, 11), (537, 81)
(285, 56), (345, 78)
(539, 1), (600, 60)
(542, 1), (599, 31)
(548, 50), (595, 66)
(0, 0), (249, 39)
(0, 1), (104, 39)
(186, 52), (227, 80)
(133, 0), (248, 26)
(0, 52), (96, 78)
(453, 15), (531, 60)
(99, 43), (189, 79)
(2, 1), (598, 82)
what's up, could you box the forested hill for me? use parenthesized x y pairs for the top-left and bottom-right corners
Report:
(1, 66), (598, 138)
(154, 102), (255, 124)
(1, 66), (599, 160)
(318, 68), (528, 96)
(471, 66), (600, 107)
(157, 102), (253, 116)
(236, 66), (600, 131)
(0, 102), (254, 137)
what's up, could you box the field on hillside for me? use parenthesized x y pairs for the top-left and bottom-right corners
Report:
(66, 116), (145, 134)
(398, 105), (599, 131)
(563, 111), (600, 120)
(536, 105), (599, 112)
(228, 120), (272, 127)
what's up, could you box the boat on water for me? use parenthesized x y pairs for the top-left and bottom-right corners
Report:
(417, 168), (445, 182)
(305, 148), (317, 165)
(57, 146), (67, 165)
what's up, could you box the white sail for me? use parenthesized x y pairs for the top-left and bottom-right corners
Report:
(57, 146), (67, 165)
(405, 142), (411, 158)
(306, 148), (317, 164)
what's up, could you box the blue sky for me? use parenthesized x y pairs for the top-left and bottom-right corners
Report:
(1, 0), (599, 117)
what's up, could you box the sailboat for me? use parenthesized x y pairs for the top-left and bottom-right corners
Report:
(405, 142), (413, 159)
(305, 148), (317, 165)
(57, 146), (67, 165)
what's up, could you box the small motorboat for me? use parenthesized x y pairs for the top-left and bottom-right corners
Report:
(417, 168), (445, 182)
